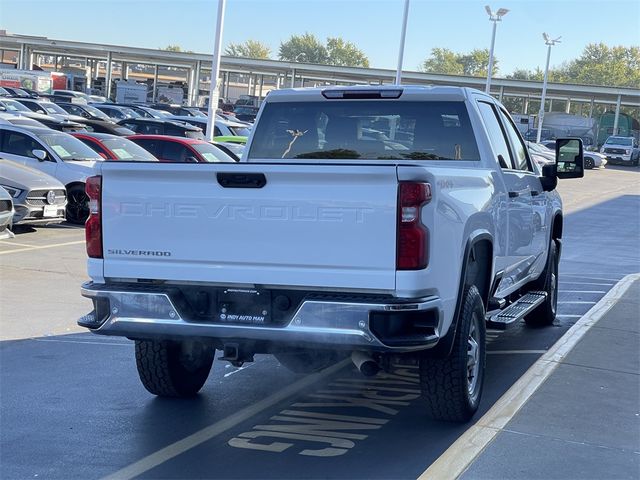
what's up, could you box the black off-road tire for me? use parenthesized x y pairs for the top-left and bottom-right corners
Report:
(525, 240), (559, 327)
(135, 339), (214, 397)
(419, 286), (486, 422)
(275, 348), (343, 374)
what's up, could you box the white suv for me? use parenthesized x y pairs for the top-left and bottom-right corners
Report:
(0, 125), (103, 223)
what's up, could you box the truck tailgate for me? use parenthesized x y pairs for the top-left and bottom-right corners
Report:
(100, 162), (398, 291)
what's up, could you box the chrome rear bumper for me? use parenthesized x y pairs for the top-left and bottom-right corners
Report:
(79, 282), (443, 352)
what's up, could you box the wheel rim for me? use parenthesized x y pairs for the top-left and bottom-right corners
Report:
(467, 313), (481, 398)
(67, 189), (89, 224)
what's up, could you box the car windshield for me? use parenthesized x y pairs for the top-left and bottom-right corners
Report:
(192, 143), (236, 162)
(38, 132), (103, 161)
(186, 109), (207, 118)
(249, 100), (480, 160)
(1, 99), (31, 112)
(102, 138), (158, 161)
(84, 105), (112, 121)
(229, 126), (252, 136)
(41, 102), (67, 115)
(606, 137), (632, 146)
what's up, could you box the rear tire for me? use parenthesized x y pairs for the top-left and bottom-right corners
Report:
(135, 339), (214, 397)
(525, 240), (559, 327)
(419, 286), (486, 422)
(275, 348), (343, 374)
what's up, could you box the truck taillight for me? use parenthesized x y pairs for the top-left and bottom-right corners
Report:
(397, 182), (431, 270)
(85, 175), (102, 259)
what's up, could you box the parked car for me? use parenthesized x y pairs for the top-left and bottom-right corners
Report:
(582, 151), (607, 169)
(72, 118), (134, 136)
(0, 87), (11, 97)
(2, 86), (38, 98)
(127, 135), (236, 163)
(56, 102), (113, 122)
(526, 141), (555, 168)
(148, 104), (206, 117)
(72, 132), (158, 161)
(52, 90), (92, 103)
(0, 185), (15, 238)
(600, 135), (640, 166)
(166, 115), (250, 143)
(113, 104), (169, 119)
(0, 99), (85, 132)
(232, 105), (259, 123)
(0, 113), (48, 128)
(0, 159), (67, 225)
(92, 104), (141, 121)
(118, 118), (205, 139)
(0, 125), (104, 223)
(523, 128), (553, 142)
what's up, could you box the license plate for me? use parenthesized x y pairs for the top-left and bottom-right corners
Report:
(217, 289), (271, 324)
(43, 205), (58, 217)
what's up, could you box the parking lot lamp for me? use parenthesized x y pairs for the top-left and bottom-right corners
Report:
(395, 0), (411, 84)
(536, 33), (561, 143)
(206, 0), (227, 142)
(484, 5), (509, 94)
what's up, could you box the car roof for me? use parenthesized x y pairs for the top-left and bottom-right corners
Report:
(123, 118), (200, 129)
(0, 124), (58, 135)
(127, 134), (205, 144)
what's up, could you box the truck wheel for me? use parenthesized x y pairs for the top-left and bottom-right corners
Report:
(275, 348), (342, 374)
(525, 240), (559, 327)
(419, 286), (486, 422)
(135, 339), (214, 397)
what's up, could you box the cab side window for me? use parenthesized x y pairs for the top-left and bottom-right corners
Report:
(161, 142), (192, 162)
(1, 131), (43, 158)
(498, 109), (532, 172)
(477, 101), (513, 169)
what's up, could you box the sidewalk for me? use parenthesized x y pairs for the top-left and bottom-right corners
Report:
(461, 279), (640, 479)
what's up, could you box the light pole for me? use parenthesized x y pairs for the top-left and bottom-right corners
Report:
(206, 0), (227, 142)
(484, 6), (509, 94)
(395, 0), (411, 85)
(536, 33), (561, 143)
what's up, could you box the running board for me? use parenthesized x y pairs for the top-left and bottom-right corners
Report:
(486, 291), (547, 329)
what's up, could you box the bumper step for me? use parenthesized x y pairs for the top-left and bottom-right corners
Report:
(487, 291), (547, 329)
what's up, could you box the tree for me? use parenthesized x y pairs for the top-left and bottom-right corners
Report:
(507, 68), (545, 81)
(279, 33), (328, 64)
(421, 48), (497, 77)
(326, 37), (369, 67)
(160, 45), (193, 53)
(225, 40), (271, 59)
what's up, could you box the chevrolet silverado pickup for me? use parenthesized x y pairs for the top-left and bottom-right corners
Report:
(79, 86), (584, 422)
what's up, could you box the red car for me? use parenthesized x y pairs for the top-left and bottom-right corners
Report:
(127, 135), (236, 163)
(72, 132), (158, 161)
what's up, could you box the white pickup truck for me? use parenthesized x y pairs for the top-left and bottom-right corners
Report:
(79, 86), (584, 422)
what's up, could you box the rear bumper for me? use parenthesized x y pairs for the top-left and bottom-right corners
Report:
(79, 282), (443, 352)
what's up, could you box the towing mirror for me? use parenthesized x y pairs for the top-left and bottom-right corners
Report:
(555, 138), (584, 179)
(32, 149), (48, 161)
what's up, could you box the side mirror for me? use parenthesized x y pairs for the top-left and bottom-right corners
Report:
(32, 149), (48, 162)
(555, 138), (584, 179)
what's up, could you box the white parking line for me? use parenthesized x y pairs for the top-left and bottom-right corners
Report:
(558, 300), (597, 305)
(0, 240), (37, 248)
(556, 314), (582, 319)
(101, 359), (351, 480)
(420, 272), (640, 480)
(560, 281), (615, 286)
(558, 290), (606, 294)
(0, 240), (85, 255)
(488, 350), (547, 355)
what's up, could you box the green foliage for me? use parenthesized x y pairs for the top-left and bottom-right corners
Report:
(278, 33), (370, 67)
(421, 48), (497, 77)
(225, 40), (271, 59)
(160, 45), (193, 53)
(326, 37), (370, 67)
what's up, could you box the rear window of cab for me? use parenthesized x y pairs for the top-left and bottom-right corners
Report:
(248, 101), (480, 161)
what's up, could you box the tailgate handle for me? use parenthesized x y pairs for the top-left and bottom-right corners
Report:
(217, 172), (266, 188)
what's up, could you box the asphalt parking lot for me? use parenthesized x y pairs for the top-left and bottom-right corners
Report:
(1, 166), (639, 479)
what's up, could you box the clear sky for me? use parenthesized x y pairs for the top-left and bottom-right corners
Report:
(1, 0), (639, 76)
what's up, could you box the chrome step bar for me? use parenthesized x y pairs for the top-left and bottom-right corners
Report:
(486, 291), (547, 329)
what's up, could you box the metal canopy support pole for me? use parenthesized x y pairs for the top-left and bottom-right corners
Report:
(193, 60), (202, 106)
(105, 51), (113, 100)
(153, 64), (159, 102)
(206, 0), (227, 141)
(122, 61), (128, 80)
(536, 42), (553, 144)
(498, 86), (504, 102)
(258, 74), (264, 99)
(247, 74), (253, 94)
(224, 71), (230, 99)
(19, 43), (25, 69)
(28, 48), (34, 69)
(395, 0), (410, 84)
(565, 98), (571, 113)
(485, 19), (497, 93)
(290, 68), (296, 88)
(613, 94), (622, 135)
(588, 98), (594, 119)
(523, 97), (529, 114)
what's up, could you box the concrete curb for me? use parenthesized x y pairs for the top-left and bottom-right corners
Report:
(419, 272), (640, 480)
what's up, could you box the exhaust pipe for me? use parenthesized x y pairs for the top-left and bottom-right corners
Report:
(351, 351), (380, 377)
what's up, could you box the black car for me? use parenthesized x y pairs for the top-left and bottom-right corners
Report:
(73, 118), (135, 136)
(232, 106), (259, 123)
(117, 118), (204, 139)
(2, 86), (38, 98)
(0, 98), (84, 132)
(92, 104), (141, 121)
(148, 103), (206, 117)
(56, 102), (113, 122)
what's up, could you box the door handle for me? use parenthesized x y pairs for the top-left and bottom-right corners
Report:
(508, 191), (520, 198)
(217, 172), (266, 188)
